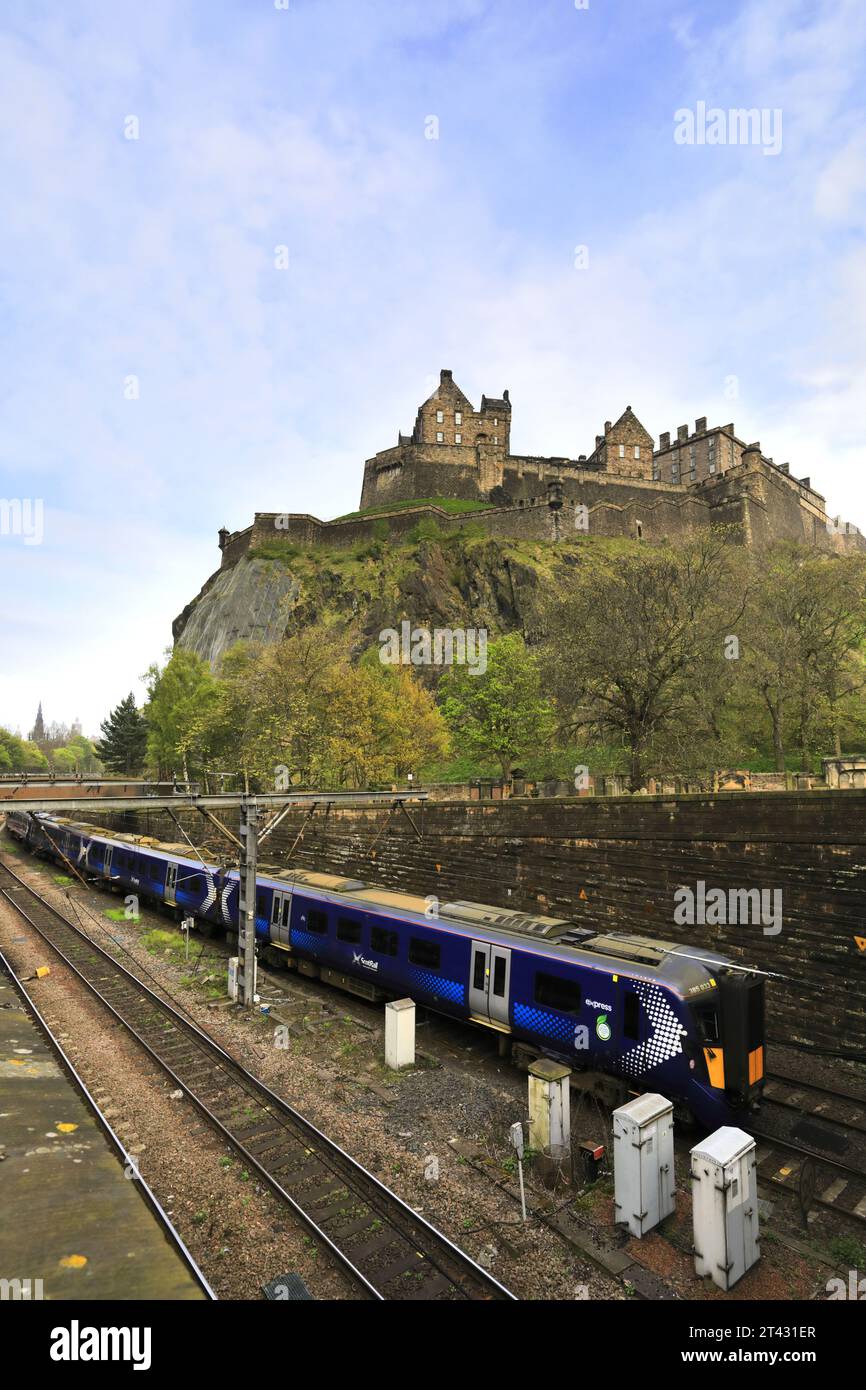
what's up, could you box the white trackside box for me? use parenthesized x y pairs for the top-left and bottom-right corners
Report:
(613, 1093), (675, 1237)
(385, 998), (416, 1070)
(691, 1126), (759, 1290)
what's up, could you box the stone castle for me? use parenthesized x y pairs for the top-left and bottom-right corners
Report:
(215, 369), (864, 569)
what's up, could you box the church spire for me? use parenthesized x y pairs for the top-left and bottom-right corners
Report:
(31, 701), (45, 744)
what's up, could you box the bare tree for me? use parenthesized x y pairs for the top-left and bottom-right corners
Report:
(540, 529), (747, 789)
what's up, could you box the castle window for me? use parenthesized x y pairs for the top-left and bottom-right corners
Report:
(618, 445), (625, 459)
(436, 431), (444, 443)
(494, 418), (498, 426)
(652, 461), (661, 482)
(634, 446), (641, 460)
(671, 463), (680, 483)
(436, 410), (444, 424)
(494, 436), (499, 446)
(455, 411), (462, 425)
(455, 432), (462, 444)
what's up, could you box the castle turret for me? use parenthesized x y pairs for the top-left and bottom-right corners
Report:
(360, 369), (513, 509)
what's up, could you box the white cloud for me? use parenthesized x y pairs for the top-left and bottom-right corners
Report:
(2, 0), (866, 735)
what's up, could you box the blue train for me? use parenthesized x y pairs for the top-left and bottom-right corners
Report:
(4, 809), (765, 1128)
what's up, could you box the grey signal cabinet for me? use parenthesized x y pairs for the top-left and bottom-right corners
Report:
(691, 1126), (759, 1290)
(613, 1093), (676, 1237)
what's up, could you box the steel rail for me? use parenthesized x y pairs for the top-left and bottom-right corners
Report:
(0, 859), (515, 1301)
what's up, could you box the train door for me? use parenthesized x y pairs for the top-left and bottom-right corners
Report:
(270, 889), (292, 946)
(104, 845), (113, 878)
(165, 862), (178, 906)
(468, 941), (512, 1027)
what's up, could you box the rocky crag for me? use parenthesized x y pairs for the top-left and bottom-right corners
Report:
(172, 531), (586, 669)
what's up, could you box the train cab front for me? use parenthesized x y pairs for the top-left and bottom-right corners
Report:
(689, 971), (765, 1120)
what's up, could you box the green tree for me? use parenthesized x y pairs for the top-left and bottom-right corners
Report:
(0, 728), (49, 771)
(45, 735), (102, 774)
(740, 547), (866, 770)
(144, 649), (220, 780)
(439, 633), (555, 780)
(96, 694), (148, 775)
(50, 747), (77, 773)
(202, 630), (450, 789)
(66, 734), (102, 772)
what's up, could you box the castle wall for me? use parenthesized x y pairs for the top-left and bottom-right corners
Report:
(219, 456), (864, 572)
(361, 444), (490, 509)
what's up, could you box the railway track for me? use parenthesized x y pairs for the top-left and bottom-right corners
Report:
(0, 857), (515, 1301)
(748, 1068), (866, 1226)
(763, 1071), (866, 1136)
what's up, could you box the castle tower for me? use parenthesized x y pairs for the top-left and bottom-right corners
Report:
(360, 369), (512, 509)
(586, 406), (655, 480)
(411, 369), (511, 454)
(412, 369), (475, 446)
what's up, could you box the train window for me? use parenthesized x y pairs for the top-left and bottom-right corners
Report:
(188, 875), (202, 894)
(473, 951), (486, 991)
(281, 899), (290, 928)
(534, 972), (582, 1014)
(337, 917), (362, 944)
(695, 1006), (719, 1044)
(256, 896), (266, 917)
(492, 955), (506, 997)
(409, 937), (441, 969)
(371, 926), (399, 956)
(623, 991), (640, 1040)
(307, 909), (328, 935)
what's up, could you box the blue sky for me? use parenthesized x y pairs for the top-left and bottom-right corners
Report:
(1, 0), (865, 737)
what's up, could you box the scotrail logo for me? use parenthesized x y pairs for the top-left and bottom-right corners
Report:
(673, 881), (782, 936)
